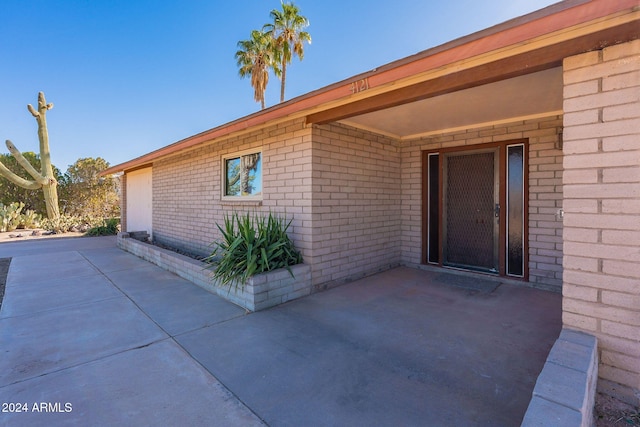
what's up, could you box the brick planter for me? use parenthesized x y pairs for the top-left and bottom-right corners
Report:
(521, 329), (598, 427)
(117, 232), (312, 312)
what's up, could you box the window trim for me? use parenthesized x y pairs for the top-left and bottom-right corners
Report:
(221, 148), (263, 201)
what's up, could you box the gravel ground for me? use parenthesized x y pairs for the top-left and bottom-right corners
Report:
(0, 229), (84, 243)
(0, 257), (9, 312)
(595, 392), (640, 426)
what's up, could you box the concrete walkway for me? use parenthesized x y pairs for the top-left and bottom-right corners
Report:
(0, 237), (562, 426)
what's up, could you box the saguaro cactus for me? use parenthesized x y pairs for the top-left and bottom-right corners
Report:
(0, 92), (60, 219)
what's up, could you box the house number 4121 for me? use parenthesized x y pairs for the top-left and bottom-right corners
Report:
(350, 78), (369, 94)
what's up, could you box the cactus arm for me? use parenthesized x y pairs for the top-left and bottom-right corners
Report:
(0, 160), (41, 189)
(5, 140), (48, 185)
(27, 103), (39, 118)
(27, 98), (53, 117)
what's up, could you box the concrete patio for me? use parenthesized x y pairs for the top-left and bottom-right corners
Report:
(0, 236), (561, 426)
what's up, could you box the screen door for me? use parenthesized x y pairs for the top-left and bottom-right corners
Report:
(442, 150), (499, 272)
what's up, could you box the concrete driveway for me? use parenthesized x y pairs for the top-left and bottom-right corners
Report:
(0, 237), (561, 426)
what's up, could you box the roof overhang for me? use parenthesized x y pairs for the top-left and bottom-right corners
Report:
(102, 0), (640, 176)
(339, 67), (565, 140)
(306, 2), (639, 127)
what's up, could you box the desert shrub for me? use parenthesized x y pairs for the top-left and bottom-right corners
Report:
(40, 215), (103, 233)
(85, 218), (120, 236)
(0, 203), (45, 232)
(0, 202), (24, 232)
(17, 209), (42, 229)
(40, 215), (82, 233)
(205, 212), (302, 288)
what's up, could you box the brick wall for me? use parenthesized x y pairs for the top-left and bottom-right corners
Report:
(401, 116), (564, 289)
(562, 39), (640, 406)
(151, 118), (313, 259)
(148, 119), (399, 289)
(309, 123), (401, 288)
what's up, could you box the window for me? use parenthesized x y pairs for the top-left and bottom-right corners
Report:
(427, 153), (439, 264)
(222, 150), (262, 199)
(506, 144), (525, 277)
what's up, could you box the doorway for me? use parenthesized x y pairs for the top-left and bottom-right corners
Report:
(443, 150), (499, 273)
(423, 140), (527, 278)
(126, 167), (153, 239)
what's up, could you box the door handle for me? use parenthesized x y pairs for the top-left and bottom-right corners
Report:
(495, 203), (500, 218)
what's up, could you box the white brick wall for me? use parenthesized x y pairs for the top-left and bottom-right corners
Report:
(401, 116), (564, 288)
(562, 39), (640, 406)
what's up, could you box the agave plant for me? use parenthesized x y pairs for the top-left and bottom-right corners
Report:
(205, 212), (302, 288)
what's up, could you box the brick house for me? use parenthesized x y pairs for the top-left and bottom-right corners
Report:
(103, 0), (640, 406)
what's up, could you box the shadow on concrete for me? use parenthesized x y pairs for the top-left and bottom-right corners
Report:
(0, 237), (561, 426)
(177, 267), (562, 426)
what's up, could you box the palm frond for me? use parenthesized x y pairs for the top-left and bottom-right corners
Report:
(265, 1), (311, 102)
(234, 29), (276, 109)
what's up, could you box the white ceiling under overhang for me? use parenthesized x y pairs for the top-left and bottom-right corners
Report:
(339, 67), (563, 140)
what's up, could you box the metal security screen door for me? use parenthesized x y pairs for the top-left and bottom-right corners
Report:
(423, 140), (528, 278)
(443, 150), (499, 272)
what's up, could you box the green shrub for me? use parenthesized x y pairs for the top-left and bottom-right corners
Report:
(85, 218), (120, 236)
(205, 212), (302, 288)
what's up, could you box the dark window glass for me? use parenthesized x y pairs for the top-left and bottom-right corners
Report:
(507, 145), (524, 276)
(428, 154), (439, 264)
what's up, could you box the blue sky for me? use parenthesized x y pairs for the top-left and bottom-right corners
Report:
(1, 0), (558, 171)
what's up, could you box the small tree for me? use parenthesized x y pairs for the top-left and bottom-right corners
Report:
(0, 92), (60, 219)
(63, 157), (120, 218)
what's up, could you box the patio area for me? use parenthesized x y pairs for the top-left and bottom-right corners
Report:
(0, 237), (561, 426)
(178, 267), (562, 426)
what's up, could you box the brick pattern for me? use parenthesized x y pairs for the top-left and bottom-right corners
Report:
(146, 119), (400, 290)
(309, 123), (402, 288)
(151, 118), (313, 259)
(522, 329), (598, 427)
(401, 116), (564, 288)
(244, 264), (312, 311)
(562, 40), (640, 406)
(117, 233), (312, 312)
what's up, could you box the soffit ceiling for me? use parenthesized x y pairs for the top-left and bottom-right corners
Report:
(338, 67), (563, 139)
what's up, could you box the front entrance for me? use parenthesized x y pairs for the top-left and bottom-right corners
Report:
(443, 150), (499, 273)
(423, 140), (527, 279)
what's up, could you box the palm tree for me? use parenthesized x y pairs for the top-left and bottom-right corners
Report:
(235, 30), (278, 110)
(264, 1), (311, 103)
